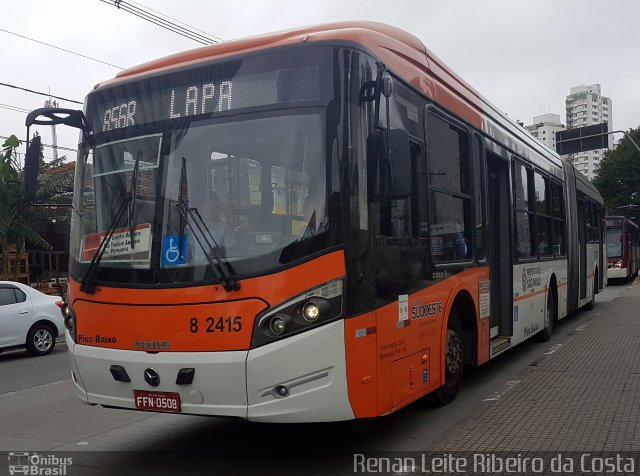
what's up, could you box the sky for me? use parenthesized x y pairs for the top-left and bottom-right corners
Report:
(1, 0), (638, 163)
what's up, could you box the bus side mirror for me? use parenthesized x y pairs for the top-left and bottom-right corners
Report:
(24, 106), (89, 205)
(24, 135), (42, 202)
(25, 107), (90, 134)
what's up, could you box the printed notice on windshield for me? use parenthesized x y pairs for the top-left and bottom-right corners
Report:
(81, 223), (151, 262)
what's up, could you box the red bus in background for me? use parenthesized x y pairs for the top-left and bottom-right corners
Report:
(606, 216), (640, 282)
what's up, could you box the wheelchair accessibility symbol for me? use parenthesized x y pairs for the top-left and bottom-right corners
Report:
(161, 235), (187, 266)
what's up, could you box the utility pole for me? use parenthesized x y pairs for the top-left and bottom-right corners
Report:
(44, 97), (59, 161)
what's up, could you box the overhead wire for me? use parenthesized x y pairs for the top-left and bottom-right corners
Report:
(116, 2), (214, 44)
(128, 0), (224, 43)
(0, 27), (123, 69)
(0, 103), (32, 114)
(0, 90), (80, 156)
(99, 0), (221, 45)
(0, 83), (83, 105)
(113, 0), (219, 44)
(0, 135), (78, 153)
(2, 2), (222, 159)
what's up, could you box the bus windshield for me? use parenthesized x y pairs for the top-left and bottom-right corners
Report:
(69, 46), (339, 286)
(164, 111), (326, 272)
(607, 227), (623, 258)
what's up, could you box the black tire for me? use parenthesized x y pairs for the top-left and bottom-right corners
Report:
(433, 308), (463, 405)
(584, 271), (597, 310)
(26, 324), (56, 356)
(537, 289), (555, 342)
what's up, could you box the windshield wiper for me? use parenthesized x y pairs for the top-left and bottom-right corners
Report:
(129, 153), (141, 249)
(177, 157), (240, 292)
(80, 194), (131, 294)
(80, 156), (141, 294)
(177, 204), (240, 292)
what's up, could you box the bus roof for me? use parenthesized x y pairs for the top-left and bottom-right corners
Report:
(98, 21), (570, 175)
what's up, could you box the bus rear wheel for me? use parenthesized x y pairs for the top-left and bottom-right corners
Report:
(584, 270), (597, 311)
(537, 289), (555, 342)
(433, 308), (463, 405)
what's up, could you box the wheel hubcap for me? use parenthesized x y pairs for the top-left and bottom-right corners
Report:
(34, 330), (53, 352)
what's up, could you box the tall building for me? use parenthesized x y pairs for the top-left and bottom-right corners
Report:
(563, 84), (613, 180)
(525, 113), (565, 151)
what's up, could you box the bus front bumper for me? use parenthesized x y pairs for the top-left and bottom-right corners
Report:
(607, 266), (628, 279)
(67, 320), (355, 422)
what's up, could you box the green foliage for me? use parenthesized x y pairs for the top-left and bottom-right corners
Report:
(0, 134), (73, 279)
(592, 127), (640, 222)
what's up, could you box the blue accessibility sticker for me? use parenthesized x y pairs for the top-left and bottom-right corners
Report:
(514, 305), (519, 322)
(161, 235), (187, 266)
(423, 369), (428, 384)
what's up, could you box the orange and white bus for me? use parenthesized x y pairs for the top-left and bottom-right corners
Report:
(606, 216), (640, 281)
(26, 22), (605, 422)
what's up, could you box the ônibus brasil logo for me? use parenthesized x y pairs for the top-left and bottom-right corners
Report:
(7, 452), (73, 475)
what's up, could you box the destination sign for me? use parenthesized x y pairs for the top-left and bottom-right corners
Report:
(101, 80), (235, 132)
(86, 50), (326, 134)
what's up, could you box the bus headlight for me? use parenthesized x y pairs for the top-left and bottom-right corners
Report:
(302, 301), (320, 322)
(269, 315), (291, 335)
(252, 278), (344, 348)
(613, 260), (622, 268)
(301, 299), (330, 322)
(61, 300), (77, 343)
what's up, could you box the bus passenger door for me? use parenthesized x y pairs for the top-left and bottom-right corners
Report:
(487, 154), (511, 338)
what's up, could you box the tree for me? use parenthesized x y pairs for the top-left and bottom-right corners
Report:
(0, 134), (73, 280)
(592, 127), (640, 222)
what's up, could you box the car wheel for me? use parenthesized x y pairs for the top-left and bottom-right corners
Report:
(26, 324), (56, 356)
(432, 307), (463, 405)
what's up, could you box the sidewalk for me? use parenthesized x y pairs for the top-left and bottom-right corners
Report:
(438, 281), (640, 452)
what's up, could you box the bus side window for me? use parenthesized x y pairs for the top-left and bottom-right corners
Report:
(426, 113), (472, 262)
(378, 134), (418, 241)
(534, 171), (552, 257)
(513, 161), (535, 258)
(551, 181), (565, 256)
(590, 202), (599, 243)
(472, 135), (484, 260)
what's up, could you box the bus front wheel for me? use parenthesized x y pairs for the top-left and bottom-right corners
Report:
(433, 308), (463, 405)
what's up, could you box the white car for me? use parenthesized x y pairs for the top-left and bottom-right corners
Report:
(0, 281), (64, 357)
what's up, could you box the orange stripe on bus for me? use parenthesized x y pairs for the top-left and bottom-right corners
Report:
(68, 250), (346, 352)
(513, 288), (548, 302)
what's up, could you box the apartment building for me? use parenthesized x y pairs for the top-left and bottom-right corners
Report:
(525, 113), (566, 151)
(563, 84), (613, 180)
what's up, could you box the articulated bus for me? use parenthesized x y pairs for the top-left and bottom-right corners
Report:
(606, 216), (640, 281)
(26, 22), (605, 422)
